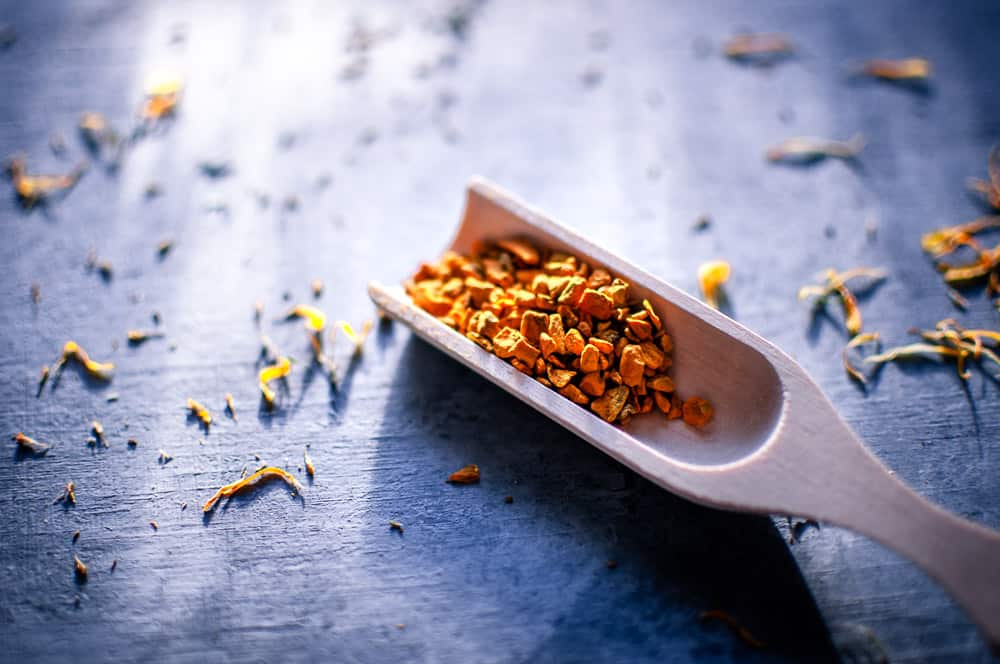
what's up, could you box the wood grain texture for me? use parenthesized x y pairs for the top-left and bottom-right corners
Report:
(0, 1), (998, 662)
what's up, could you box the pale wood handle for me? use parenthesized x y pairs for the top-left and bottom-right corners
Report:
(778, 436), (1000, 651)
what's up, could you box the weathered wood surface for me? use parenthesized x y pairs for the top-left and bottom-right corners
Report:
(0, 1), (997, 662)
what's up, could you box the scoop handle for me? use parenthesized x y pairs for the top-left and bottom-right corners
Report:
(770, 393), (1000, 652)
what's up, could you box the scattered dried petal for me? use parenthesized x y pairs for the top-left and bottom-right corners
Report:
(12, 432), (49, 454)
(389, 520), (404, 532)
(74, 554), (88, 581)
(186, 399), (212, 428)
(767, 134), (865, 163)
(447, 464), (480, 484)
(859, 58), (931, 81)
(259, 356), (292, 407)
(304, 448), (315, 477)
(7, 155), (85, 208)
(225, 393), (237, 421)
(722, 33), (793, 63)
(53, 341), (115, 381)
(287, 304), (327, 332)
(842, 332), (881, 385)
(337, 319), (373, 355)
(700, 610), (766, 649)
(697, 260), (731, 310)
(202, 466), (304, 513)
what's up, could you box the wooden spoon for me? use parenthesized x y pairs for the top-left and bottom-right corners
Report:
(368, 178), (1000, 649)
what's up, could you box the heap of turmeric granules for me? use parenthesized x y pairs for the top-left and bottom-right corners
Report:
(405, 238), (713, 427)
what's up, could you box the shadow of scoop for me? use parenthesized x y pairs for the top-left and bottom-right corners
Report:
(363, 337), (838, 661)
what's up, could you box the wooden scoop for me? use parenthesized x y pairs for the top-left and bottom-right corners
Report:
(368, 178), (1000, 648)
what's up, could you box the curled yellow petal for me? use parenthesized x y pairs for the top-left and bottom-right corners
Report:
(202, 466), (303, 513)
(697, 260), (731, 310)
(336, 319), (373, 355)
(842, 332), (880, 385)
(259, 356), (291, 406)
(288, 305), (326, 332)
(186, 398), (212, 427)
(57, 340), (115, 380)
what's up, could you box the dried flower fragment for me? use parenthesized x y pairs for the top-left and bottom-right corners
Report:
(53, 341), (115, 381)
(697, 261), (731, 310)
(966, 146), (1000, 210)
(447, 464), (480, 484)
(798, 268), (885, 337)
(920, 216), (1000, 257)
(127, 438), (138, 448)
(12, 432), (50, 454)
(156, 239), (174, 257)
(72, 530), (80, 543)
(7, 155), (85, 208)
(407, 239), (710, 428)
(700, 610), (766, 649)
(202, 466), (304, 513)
(722, 33), (794, 64)
(842, 332), (881, 385)
(310, 279), (324, 298)
(287, 304), (327, 332)
(259, 356), (292, 407)
(304, 448), (315, 477)
(36, 366), (50, 396)
(127, 329), (165, 345)
(30, 282), (40, 304)
(389, 520), (403, 532)
(337, 320), (373, 356)
(225, 393), (237, 421)
(141, 71), (183, 120)
(858, 57), (931, 81)
(868, 318), (1000, 380)
(57, 480), (76, 505)
(149, 520), (159, 531)
(186, 398), (212, 428)
(767, 134), (865, 163)
(74, 554), (88, 581)
(91, 421), (106, 448)
(158, 449), (173, 464)
(78, 111), (123, 165)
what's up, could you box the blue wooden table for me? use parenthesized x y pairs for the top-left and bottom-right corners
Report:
(1, 1), (998, 662)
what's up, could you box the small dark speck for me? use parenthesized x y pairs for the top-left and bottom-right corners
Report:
(282, 291), (292, 302)
(588, 30), (610, 51)
(358, 128), (379, 146)
(169, 22), (188, 45)
(106, 393), (119, 403)
(72, 530), (80, 543)
(691, 35), (712, 59)
(606, 559), (618, 569)
(778, 107), (795, 124)
(315, 174), (332, 190)
(283, 195), (300, 212)
(199, 161), (232, 178)
(436, 90), (458, 110)
(645, 89), (663, 108)
(110, 560), (117, 572)
(144, 182), (163, 198)
(581, 67), (603, 88)
(30, 282), (40, 304)
(692, 215), (712, 232)
(0, 24), (16, 50)
(504, 495), (513, 504)
(824, 225), (836, 239)
(645, 165), (661, 181)
(277, 132), (297, 150)
(152, 311), (162, 326)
